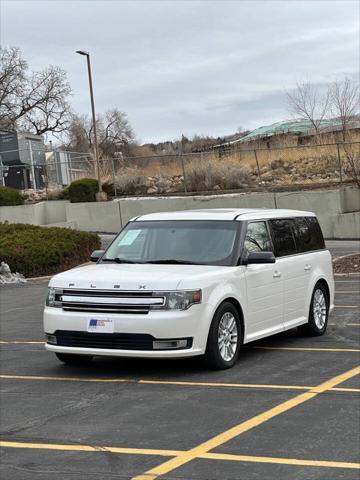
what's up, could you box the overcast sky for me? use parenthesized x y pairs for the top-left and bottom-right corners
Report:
(1, 0), (359, 143)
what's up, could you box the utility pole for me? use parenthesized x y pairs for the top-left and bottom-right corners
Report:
(76, 50), (106, 201)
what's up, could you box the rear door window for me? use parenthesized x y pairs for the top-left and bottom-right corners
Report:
(270, 219), (297, 257)
(294, 217), (325, 252)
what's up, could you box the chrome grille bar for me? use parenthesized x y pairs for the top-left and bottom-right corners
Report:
(57, 289), (163, 314)
(61, 295), (165, 305)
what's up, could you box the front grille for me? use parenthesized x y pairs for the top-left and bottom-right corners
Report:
(56, 289), (165, 314)
(52, 331), (193, 351)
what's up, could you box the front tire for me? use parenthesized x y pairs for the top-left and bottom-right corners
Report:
(298, 282), (329, 336)
(55, 353), (93, 365)
(204, 302), (241, 370)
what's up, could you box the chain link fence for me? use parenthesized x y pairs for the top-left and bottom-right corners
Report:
(1, 141), (359, 198)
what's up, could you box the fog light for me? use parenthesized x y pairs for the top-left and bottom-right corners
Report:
(45, 334), (57, 345)
(153, 339), (188, 350)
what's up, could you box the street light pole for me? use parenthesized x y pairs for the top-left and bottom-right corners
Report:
(76, 50), (105, 200)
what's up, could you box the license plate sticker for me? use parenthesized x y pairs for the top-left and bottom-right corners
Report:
(87, 318), (114, 333)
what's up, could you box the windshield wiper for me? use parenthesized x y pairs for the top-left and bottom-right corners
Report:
(145, 259), (201, 265)
(101, 258), (142, 264)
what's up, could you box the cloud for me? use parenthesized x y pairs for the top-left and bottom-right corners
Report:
(1, 0), (359, 142)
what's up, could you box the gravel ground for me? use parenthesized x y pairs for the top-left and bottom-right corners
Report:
(333, 254), (360, 274)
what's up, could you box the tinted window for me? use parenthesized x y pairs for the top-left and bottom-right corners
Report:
(294, 216), (325, 252)
(270, 219), (297, 257)
(243, 222), (272, 257)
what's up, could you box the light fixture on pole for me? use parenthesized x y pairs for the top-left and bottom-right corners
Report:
(76, 50), (105, 201)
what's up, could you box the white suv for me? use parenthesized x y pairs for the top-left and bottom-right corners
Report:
(44, 208), (334, 369)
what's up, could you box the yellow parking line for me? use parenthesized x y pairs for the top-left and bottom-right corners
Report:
(140, 379), (360, 394)
(335, 305), (360, 308)
(202, 452), (360, 469)
(0, 441), (181, 457)
(1, 374), (359, 393)
(332, 387), (360, 392)
(336, 291), (360, 293)
(139, 379), (310, 391)
(0, 374), (129, 384)
(335, 280), (360, 282)
(348, 323), (360, 326)
(0, 441), (359, 470)
(0, 341), (45, 344)
(255, 346), (360, 352)
(131, 365), (360, 480)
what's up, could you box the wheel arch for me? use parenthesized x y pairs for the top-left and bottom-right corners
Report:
(219, 297), (245, 344)
(314, 278), (330, 307)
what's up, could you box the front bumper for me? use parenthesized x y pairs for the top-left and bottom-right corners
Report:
(45, 343), (204, 358)
(43, 303), (212, 358)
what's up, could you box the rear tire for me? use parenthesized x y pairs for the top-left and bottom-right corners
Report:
(55, 353), (93, 365)
(298, 282), (329, 336)
(204, 302), (241, 370)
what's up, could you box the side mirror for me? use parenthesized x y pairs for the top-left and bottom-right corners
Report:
(90, 250), (105, 262)
(245, 251), (276, 265)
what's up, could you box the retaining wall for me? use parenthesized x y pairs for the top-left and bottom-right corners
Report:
(0, 188), (359, 238)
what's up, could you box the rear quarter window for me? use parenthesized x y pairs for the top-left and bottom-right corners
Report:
(270, 219), (297, 257)
(294, 216), (325, 252)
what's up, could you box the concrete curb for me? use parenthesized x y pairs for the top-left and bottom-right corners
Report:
(27, 275), (52, 282)
(333, 253), (359, 262)
(334, 273), (360, 277)
(26, 263), (92, 282)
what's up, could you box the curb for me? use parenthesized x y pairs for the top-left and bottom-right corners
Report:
(334, 273), (360, 277)
(27, 275), (52, 282)
(333, 253), (359, 262)
(26, 263), (92, 282)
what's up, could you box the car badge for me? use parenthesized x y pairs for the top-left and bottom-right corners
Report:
(139, 285), (146, 289)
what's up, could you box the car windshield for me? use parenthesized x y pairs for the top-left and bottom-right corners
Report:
(102, 220), (240, 266)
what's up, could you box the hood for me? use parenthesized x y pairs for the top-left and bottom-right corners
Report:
(49, 263), (225, 291)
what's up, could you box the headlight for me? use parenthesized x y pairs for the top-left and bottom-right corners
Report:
(46, 287), (62, 307)
(152, 290), (201, 311)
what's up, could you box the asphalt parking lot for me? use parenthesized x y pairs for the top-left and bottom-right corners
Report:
(0, 275), (359, 479)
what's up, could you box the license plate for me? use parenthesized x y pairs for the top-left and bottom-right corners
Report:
(87, 318), (114, 333)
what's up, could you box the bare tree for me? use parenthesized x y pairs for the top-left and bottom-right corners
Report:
(98, 109), (135, 157)
(0, 46), (71, 135)
(329, 78), (360, 187)
(286, 82), (330, 135)
(330, 77), (359, 142)
(66, 109), (135, 158)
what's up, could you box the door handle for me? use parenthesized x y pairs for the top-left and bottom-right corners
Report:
(304, 265), (312, 272)
(273, 271), (281, 278)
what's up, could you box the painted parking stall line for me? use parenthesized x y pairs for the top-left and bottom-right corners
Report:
(1, 374), (359, 394)
(131, 365), (360, 480)
(0, 340), (45, 344)
(254, 346), (360, 352)
(0, 441), (359, 471)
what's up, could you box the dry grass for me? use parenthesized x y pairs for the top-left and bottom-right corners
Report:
(113, 168), (147, 195)
(185, 156), (253, 191)
(58, 141), (359, 196)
